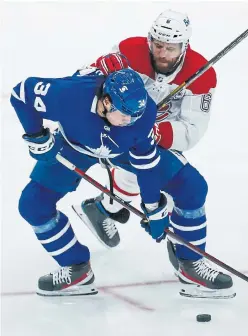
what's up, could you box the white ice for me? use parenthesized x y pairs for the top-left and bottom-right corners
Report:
(1, 2), (248, 336)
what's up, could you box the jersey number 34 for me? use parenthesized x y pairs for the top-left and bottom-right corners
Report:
(34, 82), (51, 112)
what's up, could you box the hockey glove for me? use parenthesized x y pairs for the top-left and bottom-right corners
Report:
(141, 192), (169, 242)
(95, 53), (130, 75)
(23, 128), (63, 162)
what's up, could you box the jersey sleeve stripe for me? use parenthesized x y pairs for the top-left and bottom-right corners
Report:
(129, 147), (157, 160)
(11, 80), (26, 103)
(130, 155), (160, 169)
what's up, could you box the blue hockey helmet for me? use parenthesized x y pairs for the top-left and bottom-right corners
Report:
(102, 69), (148, 124)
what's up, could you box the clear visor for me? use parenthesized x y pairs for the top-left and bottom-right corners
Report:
(109, 103), (144, 126)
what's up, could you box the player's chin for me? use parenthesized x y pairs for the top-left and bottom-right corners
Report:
(155, 61), (173, 73)
(109, 121), (125, 127)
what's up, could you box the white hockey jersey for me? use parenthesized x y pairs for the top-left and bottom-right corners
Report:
(110, 37), (217, 152)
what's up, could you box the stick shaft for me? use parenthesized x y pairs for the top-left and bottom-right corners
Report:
(56, 153), (248, 283)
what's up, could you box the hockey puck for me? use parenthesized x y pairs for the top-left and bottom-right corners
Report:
(196, 314), (211, 322)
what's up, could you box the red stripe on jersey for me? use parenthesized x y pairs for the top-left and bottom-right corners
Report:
(157, 122), (173, 149)
(112, 169), (140, 197)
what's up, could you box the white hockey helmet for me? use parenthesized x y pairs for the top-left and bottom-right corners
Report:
(149, 9), (192, 54)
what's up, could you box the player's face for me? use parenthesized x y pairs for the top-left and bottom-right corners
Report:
(106, 110), (131, 126)
(103, 98), (131, 126)
(150, 40), (182, 73)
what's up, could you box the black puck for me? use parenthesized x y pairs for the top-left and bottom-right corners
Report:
(196, 314), (211, 322)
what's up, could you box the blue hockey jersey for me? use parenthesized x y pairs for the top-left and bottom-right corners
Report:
(10, 73), (162, 203)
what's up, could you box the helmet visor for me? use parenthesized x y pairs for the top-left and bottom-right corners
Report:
(109, 103), (144, 125)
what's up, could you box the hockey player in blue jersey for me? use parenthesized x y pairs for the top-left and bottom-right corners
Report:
(10, 67), (234, 299)
(10, 68), (171, 296)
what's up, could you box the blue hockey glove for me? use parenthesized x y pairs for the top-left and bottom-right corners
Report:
(23, 127), (63, 162)
(141, 192), (169, 242)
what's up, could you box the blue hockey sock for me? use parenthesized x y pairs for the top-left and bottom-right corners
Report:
(33, 211), (90, 266)
(170, 206), (206, 261)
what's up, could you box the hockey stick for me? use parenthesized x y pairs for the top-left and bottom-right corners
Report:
(158, 29), (248, 110)
(56, 153), (248, 283)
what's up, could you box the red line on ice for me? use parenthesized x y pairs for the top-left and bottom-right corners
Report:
(100, 287), (155, 312)
(1, 277), (179, 297)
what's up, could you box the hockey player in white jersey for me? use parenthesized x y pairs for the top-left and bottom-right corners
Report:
(73, 10), (236, 298)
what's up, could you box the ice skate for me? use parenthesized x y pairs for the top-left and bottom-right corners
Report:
(178, 258), (236, 299)
(72, 194), (130, 248)
(37, 262), (97, 296)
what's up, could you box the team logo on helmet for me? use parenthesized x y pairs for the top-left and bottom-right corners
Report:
(119, 85), (128, 93)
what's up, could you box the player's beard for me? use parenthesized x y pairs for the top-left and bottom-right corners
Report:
(150, 53), (183, 75)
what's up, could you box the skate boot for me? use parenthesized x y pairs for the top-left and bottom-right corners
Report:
(72, 194), (130, 248)
(178, 258), (236, 299)
(37, 262), (98, 296)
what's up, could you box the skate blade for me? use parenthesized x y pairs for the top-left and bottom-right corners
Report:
(36, 284), (98, 297)
(179, 285), (236, 299)
(72, 205), (111, 249)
